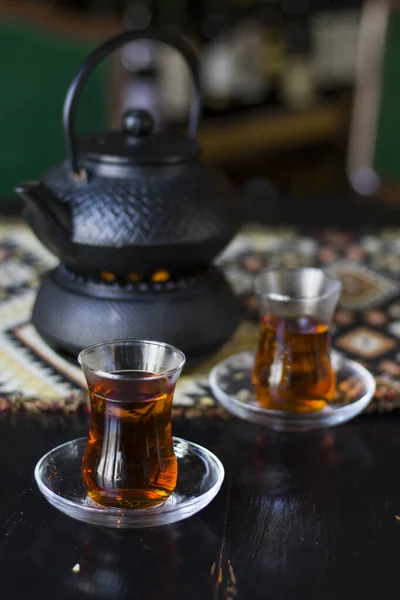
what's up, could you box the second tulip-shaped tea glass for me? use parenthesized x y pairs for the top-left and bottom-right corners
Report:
(79, 340), (185, 509)
(252, 268), (342, 413)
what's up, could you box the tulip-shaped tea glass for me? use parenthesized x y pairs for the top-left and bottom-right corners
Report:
(252, 268), (342, 413)
(79, 340), (186, 509)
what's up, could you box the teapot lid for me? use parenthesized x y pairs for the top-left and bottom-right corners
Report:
(79, 109), (201, 166)
(62, 29), (203, 175)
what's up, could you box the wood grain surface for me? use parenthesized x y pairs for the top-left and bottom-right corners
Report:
(2, 410), (400, 599)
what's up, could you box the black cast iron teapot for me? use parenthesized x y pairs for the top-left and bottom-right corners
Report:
(15, 29), (242, 278)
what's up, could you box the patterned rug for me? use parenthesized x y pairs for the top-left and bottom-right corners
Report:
(0, 221), (399, 415)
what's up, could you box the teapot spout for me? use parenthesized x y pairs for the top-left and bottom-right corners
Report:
(15, 181), (71, 234)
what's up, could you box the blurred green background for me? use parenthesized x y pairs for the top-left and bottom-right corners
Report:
(0, 17), (107, 196)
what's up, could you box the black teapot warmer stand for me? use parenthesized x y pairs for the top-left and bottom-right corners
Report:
(33, 263), (240, 364)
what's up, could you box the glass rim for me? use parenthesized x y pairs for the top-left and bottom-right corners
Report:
(78, 339), (186, 381)
(255, 267), (342, 303)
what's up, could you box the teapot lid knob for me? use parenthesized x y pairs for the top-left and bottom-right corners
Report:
(122, 109), (155, 137)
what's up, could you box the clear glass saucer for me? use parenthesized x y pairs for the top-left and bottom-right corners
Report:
(34, 437), (224, 529)
(210, 352), (376, 432)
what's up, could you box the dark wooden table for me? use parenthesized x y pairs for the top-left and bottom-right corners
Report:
(2, 409), (400, 600)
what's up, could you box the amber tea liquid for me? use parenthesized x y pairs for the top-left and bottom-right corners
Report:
(82, 370), (178, 509)
(252, 315), (336, 412)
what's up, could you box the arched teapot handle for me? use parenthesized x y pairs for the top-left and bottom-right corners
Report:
(63, 28), (202, 177)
